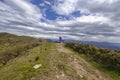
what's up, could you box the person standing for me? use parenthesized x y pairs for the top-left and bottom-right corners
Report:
(59, 36), (62, 43)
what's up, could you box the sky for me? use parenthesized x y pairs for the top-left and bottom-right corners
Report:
(0, 0), (120, 42)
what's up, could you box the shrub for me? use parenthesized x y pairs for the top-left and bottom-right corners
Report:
(65, 42), (120, 72)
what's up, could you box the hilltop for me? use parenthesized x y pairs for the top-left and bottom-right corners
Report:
(0, 32), (44, 66)
(0, 33), (119, 80)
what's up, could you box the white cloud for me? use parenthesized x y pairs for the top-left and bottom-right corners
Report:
(17, 25), (43, 31)
(44, 1), (51, 5)
(55, 15), (110, 27)
(53, 0), (78, 15)
(4, 0), (42, 21)
(0, 0), (120, 42)
(92, 0), (118, 4)
(0, 1), (12, 11)
(76, 15), (109, 23)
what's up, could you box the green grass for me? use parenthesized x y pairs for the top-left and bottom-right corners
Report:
(0, 33), (42, 66)
(80, 54), (120, 80)
(0, 42), (53, 80)
(0, 42), (82, 80)
(67, 47), (120, 80)
(64, 43), (120, 80)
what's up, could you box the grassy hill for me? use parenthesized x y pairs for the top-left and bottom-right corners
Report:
(0, 33), (43, 66)
(0, 33), (119, 80)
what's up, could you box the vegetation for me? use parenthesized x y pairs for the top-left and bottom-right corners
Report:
(65, 42), (120, 79)
(0, 32), (116, 80)
(0, 33), (43, 66)
(0, 42), (53, 80)
(0, 33), (81, 80)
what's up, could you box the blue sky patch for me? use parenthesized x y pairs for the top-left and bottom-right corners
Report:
(71, 11), (81, 17)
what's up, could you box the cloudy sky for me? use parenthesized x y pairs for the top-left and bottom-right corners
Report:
(0, 0), (120, 42)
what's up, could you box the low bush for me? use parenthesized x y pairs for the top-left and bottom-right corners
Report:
(65, 42), (120, 72)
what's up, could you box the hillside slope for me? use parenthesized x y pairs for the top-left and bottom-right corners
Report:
(0, 33), (43, 66)
(0, 43), (113, 80)
(0, 33), (114, 80)
(65, 42), (120, 80)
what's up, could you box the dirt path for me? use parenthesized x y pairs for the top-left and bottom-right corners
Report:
(55, 43), (113, 80)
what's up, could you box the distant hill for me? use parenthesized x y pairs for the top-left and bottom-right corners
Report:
(80, 41), (120, 50)
(46, 38), (120, 50)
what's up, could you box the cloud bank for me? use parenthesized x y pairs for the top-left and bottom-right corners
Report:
(0, 0), (120, 42)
